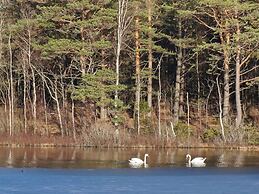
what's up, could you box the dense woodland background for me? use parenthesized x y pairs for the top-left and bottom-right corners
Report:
(0, 0), (258, 147)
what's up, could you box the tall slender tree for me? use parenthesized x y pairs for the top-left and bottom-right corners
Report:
(146, 0), (153, 118)
(134, 2), (141, 134)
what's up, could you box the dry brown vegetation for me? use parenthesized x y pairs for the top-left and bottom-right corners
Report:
(0, 103), (258, 148)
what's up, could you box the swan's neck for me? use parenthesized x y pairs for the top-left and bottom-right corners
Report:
(144, 155), (147, 165)
(188, 155), (191, 165)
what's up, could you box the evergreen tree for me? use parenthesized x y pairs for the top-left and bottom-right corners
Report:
(73, 68), (127, 123)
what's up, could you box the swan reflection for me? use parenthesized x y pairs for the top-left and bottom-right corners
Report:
(129, 163), (149, 168)
(216, 152), (245, 167)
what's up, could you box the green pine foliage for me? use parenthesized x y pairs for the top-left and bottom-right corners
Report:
(34, 0), (116, 61)
(73, 68), (127, 111)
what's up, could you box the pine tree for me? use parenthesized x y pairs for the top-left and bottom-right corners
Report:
(73, 68), (126, 123)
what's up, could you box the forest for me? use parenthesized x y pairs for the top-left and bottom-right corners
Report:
(0, 0), (258, 147)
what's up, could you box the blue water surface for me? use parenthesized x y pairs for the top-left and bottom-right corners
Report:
(0, 167), (258, 194)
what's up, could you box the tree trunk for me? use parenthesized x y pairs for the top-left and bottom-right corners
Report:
(100, 50), (107, 120)
(0, 8), (3, 66)
(179, 59), (185, 117)
(0, 11), (7, 130)
(187, 92), (190, 136)
(173, 62), (181, 124)
(222, 31), (231, 125)
(147, 0), (153, 118)
(216, 76), (226, 142)
(43, 81), (49, 136)
(25, 25), (37, 134)
(22, 53), (27, 134)
(31, 67), (37, 134)
(196, 52), (202, 134)
(28, 27), (37, 134)
(8, 34), (13, 136)
(235, 9), (242, 129)
(135, 8), (141, 135)
(60, 75), (68, 135)
(71, 95), (76, 140)
(157, 56), (162, 137)
(115, 0), (124, 105)
(114, 1), (130, 137)
(54, 78), (64, 137)
(0, 9), (3, 71)
(173, 19), (182, 124)
(205, 81), (214, 129)
(223, 56), (230, 124)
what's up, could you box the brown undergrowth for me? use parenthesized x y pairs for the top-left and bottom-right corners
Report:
(0, 104), (259, 148)
(0, 133), (78, 147)
(0, 130), (192, 148)
(1, 131), (258, 151)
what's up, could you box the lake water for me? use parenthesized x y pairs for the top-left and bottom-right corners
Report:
(0, 147), (259, 193)
(0, 147), (259, 168)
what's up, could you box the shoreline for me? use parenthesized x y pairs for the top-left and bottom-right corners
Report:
(0, 143), (259, 151)
(0, 132), (258, 151)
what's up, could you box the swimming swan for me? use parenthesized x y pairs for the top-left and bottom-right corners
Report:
(129, 154), (149, 167)
(186, 154), (206, 167)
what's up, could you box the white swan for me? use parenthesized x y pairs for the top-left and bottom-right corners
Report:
(129, 154), (149, 168)
(186, 154), (206, 167)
